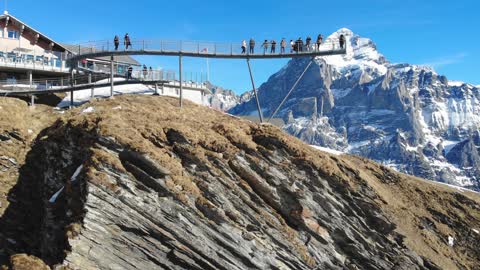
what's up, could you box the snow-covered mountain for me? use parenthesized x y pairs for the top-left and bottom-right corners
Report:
(204, 82), (251, 111)
(230, 28), (480, 191)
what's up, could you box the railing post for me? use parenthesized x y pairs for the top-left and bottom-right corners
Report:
(143, 40), (145, 51)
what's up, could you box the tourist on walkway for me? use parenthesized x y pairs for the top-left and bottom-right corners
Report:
(339, 34), (346, 49)
(114, 35), (120, 50)
(270, 40), (276, 53)
(249, 38), (255, 54)
(306, 36), (312, 51)
(149, 66), (153, 79)
(124, 33), (131, 50)
(262, 40), (269, 54)
(316, 34), (323, 51)
(127, 66), (133, 80)
(280, 38), (286, 54)
(299, 38), (304, 52)
(241, 40), (247, 54)
(290, 39), (295, 53)
(143, 65), (148, 80)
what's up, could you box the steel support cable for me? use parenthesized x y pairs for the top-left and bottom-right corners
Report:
(268, 57), (315, 123)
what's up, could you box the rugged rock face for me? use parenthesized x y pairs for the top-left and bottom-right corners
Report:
(230, 28), (480, 191)
(1, 96), (479, 270)
(204, 82), (244, 111)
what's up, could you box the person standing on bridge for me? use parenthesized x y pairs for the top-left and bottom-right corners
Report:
(316, 34), (323, 51)
(280, 38), (286, 54)
(339, 34), (346, 49)
(271, 40), (276, 53)
(299, 38), (304, 52)
(142, 65), (148, 80)
(290, 39), (294, 53)
(249, 38), (255, 54)
(306, 36), (312, 52)
(124, 33), (132, 50)
(149, 66), (153, 80)
(114, 35), (120, 50)
(262, 40), (269, 54)
(241, 40), (247, 54)
(127, 66), (133, 80)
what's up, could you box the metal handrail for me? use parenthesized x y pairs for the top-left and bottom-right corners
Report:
(68, 38), (345, 59)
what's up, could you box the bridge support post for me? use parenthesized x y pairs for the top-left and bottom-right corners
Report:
(70, 68), (75, 109)
(110, 55), (114, 98)
(246, 59), (264, 123)
(30, 95), (35, 107)
(27, 71), (32, 89)
(89, 73), (94, 98)
(179, 54), (183, 108)
(154, 84), (159, 96)
(268, 57), (315, 123)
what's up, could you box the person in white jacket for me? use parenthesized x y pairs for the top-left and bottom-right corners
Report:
(241, 40), (247, 54)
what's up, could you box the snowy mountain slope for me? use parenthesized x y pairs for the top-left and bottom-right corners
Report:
(230, 28), (480, 191)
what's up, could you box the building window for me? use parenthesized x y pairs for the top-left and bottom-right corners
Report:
(8, 30), (19, 39)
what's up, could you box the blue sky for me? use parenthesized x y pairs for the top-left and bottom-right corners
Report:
(5, 0), (479, 93)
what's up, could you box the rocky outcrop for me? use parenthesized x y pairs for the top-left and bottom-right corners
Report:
(1, 96), (479, 270)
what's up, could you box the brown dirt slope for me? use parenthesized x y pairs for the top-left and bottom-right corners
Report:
(0, 95), (479, 269)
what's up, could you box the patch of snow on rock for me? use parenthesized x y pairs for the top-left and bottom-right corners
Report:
(82, 107), (95, 113)
(310, 145), (343, 156)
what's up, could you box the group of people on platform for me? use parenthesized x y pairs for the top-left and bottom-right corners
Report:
(241, 34), (345, 54)
(114, 33), (132, 50)
(125, 64), (154, 81)
(112, 33), (346, 54)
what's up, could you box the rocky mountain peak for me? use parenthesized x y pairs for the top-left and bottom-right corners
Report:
(321, 28), (388, 74)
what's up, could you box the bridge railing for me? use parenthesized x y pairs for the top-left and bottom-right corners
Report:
(0, 68), (209, 93)
(70, 38), (344, 57)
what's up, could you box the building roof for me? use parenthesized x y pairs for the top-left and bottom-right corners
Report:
(62, 44), (141, 66)
(0, 12), (70, 52)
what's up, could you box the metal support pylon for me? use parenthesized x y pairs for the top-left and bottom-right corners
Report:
(179, 54), (183, 108)
(268, 57), (315, 122)
(110, 55), (114, 97)
(246, 59), (264, 123)
(69, 67), (75, 109)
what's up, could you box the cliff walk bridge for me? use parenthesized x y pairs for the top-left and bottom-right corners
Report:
(2, 37), (347, 122)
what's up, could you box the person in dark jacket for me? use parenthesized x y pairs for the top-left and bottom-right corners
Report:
(249, 38), (255, 54)
(270, 40), (276, 53)
(298, 38), (304, 52)
(127, 66), (133, 80)
(262, 40), (269, 54)
(114, 35), (120, 50)
(316, 34), (323, 51)
(124, 33), (132, 50)
(294, 39), (299, 52)
(339, 34), (346, 49)
(306, 36), (312, 51)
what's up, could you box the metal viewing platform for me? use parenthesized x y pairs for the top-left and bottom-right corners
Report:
(66, 38), (346, 63)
